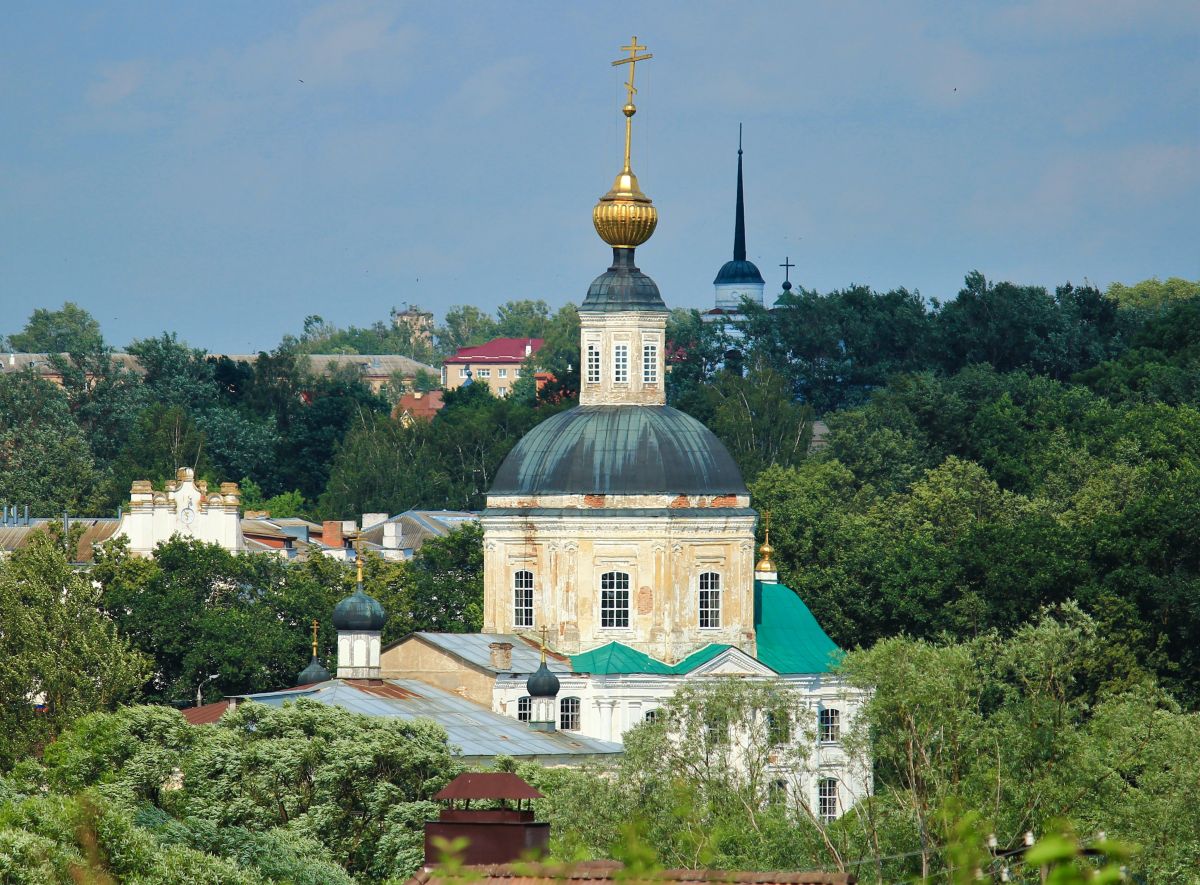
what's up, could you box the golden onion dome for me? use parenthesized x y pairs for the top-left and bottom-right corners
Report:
(593, 167), (657, 248)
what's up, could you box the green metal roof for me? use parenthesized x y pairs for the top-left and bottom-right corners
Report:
(753, 580), (843, 674)
(570, 642), (731, 676)
(567, 581), (841, 676)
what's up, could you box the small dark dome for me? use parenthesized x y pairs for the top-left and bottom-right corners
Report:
(297, 656), (330, 685)
(713, 258), (765, 286)
(526, 661), (560, 698)
(489, 405), (748, 497)
(332, 588), (386, 631)
(581, 248), (667, 313)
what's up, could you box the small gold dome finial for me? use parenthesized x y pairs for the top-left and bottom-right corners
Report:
(755, 512), (777, 574)
(594, 37), (658, 249)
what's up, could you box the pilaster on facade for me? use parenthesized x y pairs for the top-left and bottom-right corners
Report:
(117, 468), (243, 556)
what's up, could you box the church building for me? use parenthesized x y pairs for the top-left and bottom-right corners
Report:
(382, 40), (870, 818)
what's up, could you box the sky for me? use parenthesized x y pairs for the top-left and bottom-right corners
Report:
(1, 1), (1197, 353)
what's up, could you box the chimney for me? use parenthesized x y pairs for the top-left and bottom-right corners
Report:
(322, 520), (343, 549)
(361, 513), (388, 531)
(524, 342), (533, 357)
(425, 773), (548, 866)
(488, 642), (514, 671)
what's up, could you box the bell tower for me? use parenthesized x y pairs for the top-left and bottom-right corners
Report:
(579, 37), (668, 408)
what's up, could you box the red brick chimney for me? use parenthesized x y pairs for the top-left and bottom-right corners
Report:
(322, 520), (343, 549)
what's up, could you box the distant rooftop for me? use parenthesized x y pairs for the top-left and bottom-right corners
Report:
(444, 338), (543, 365)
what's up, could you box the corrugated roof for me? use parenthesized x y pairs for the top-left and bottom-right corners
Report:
(753, 580), (843, 674)
(181, 700), (231, 725)
(0, 519), (120, 562)
(234, 678), (621, 761)
(434, 772), (544, 801)
(410, 633), (571, 675)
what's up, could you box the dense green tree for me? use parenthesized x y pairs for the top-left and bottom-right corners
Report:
(126, 333), (218, 411)
(6, 302), (104, 354)
(388, 523), (484, 636)
(435, 305), (497, 353)
(2, 701), (459, 881)
(1106, 275), (1200, 309)
(532, 303), (581, 402)
(93, 537), (341, 703)
(494, 299), (551, 339)
(0, 529), (149, 769)
(0, 370), (101, 514)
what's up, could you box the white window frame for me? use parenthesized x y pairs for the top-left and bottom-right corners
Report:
(613, 344), (629, 384)
(818, 778), (839, 822)
(476, 368), (491, 378)
(587, 345), (601, 384)
(699, 572), (721, 629)
(513, 570), (534, 628)
(644, 708), (659, 723)
(819, 707), (841, 743)
(560, 696), (581, 731)
(600, 571), (630, 628)
(497, 386), (507, 397)
(498, 368), (508, 378)
(642, 341), (658, 384)
(517, 696), (531, 723)
(459, 367), (467, 378)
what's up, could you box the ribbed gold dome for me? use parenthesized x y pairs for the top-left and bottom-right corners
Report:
(593, 168), (658, 248)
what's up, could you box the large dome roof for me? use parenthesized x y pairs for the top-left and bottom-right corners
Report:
(489, 406), (747, 497)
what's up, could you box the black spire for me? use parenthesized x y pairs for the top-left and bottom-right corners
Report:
(733, 124), (747, 262)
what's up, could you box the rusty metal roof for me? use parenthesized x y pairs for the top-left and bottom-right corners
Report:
(0, 519), (120, 563)
(406, 863), (854, 885)
(434, 772), (544, 801)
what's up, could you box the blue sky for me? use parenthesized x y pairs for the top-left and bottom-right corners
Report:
(1, 1), (1197, 353)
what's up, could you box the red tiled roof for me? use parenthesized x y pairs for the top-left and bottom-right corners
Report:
(181, 700), (231, 725)
(444, 338), (544, 364)
(407, 863), (854, 885)
(434, 772), (544, 801)
(394, 390), (445, 421)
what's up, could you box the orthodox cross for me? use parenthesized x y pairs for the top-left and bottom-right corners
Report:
(539, 624), (549, 663)
(779, 257), (794, 285)
(310, 619), (319, 657)
(611, 36), (652, 172)
(354, 534), (365, 584)
(763, 510), (771, 546)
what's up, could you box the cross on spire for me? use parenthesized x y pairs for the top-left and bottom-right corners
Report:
(780, 257), (794, 283)
(538, 624), (549, 664)
(611, 36), (652, 173)
(310, 618), (319, 657)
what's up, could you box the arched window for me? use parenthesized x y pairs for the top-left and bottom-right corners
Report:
(513, 570), (534, 628)
(600, 571), (630, 628)
(560, 696), (581, 731)
(818, 778), (839, 822)
(769, 778), (789, 805)
(698, 572), (721, 628)
(613, 344), (629, 383)
(642, 341), (658, 384)
(819, 708), (840, 743)
(587, 345), (600, 384)
(516, 696), (532, 723)
(644, 709), (659, 724)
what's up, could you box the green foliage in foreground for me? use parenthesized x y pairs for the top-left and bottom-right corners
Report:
(0, 531), (148, 770)
(526, 613), (1199, 883)
(0, 701), (459, 883)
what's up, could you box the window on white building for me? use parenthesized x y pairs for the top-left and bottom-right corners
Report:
(767, 708), (791, 745)
(600, 571), (630, 628)
(513, 570), (534, 627)
(705, 709), (729, 746)
(517, 696), (531, 723)
(643, 342), (658, 384)
(560, 696), (581, 731)
(699, 572), (721, 628)
(644, 709), (659, 724)
(587, 345), (600, 384)
(819, 708), (841, 743)
(769, 779), (789, 805)
(818, 778), (839, 822)
(613, 344), (629, 383)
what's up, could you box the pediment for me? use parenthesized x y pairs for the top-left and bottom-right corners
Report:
(686, 647), (777, 677)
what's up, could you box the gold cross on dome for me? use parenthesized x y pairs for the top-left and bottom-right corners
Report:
(311, 619), (319, 656)
(611, 36), (652, 106)
(354, 534), (365, 584)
